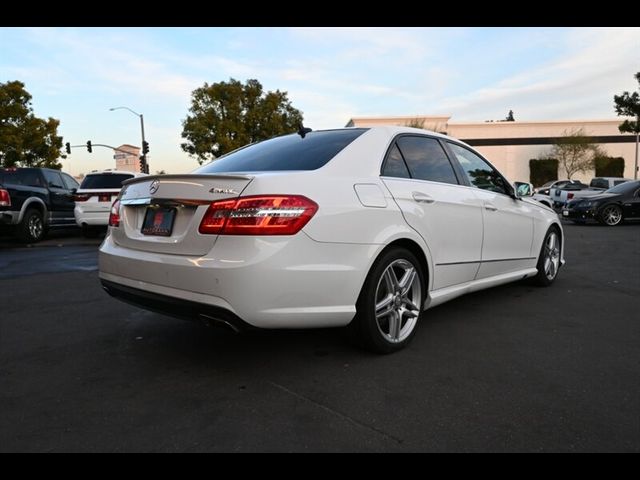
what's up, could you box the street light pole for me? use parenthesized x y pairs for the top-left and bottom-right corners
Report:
(109, 106), (148, 173)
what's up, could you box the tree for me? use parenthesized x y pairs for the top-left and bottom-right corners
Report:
(0, 80), (64, 169)
(549, 129), (604, 179)
(404, 118), (425, 129)
(181, 78), (304, 164)
(506, 110), (515, 121)
(613, 71), (639, 179)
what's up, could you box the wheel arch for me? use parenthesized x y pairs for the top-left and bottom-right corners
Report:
(19, 198), (48, 224)
(356, 236), (433, 308)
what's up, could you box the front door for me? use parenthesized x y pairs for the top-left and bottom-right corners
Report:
(445, 142), (535, 279)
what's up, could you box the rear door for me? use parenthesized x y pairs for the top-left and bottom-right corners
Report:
(42, 169), (75, 224)
(112, 174), (254, 256)
(381, 135), (483, 290)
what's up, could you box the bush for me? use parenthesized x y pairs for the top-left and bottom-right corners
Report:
(529, 158), (558, 187)
(594, 156), (625, 177)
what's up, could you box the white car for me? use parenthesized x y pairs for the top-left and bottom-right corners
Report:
(99, 127), (564, 353)
(74, 170), (147, 237)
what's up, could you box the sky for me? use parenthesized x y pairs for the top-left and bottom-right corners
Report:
(1, 27), (639, 176)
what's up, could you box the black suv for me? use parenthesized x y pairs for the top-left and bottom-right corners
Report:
(0, 167), (79, 242)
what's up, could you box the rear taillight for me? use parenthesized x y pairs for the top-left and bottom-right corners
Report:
(0, 189), (10, 207)
(74, 192), (113, 202)
(199, 195), (318, 235)
(108, 199), (121, 227)
(567, 193), (574, 200)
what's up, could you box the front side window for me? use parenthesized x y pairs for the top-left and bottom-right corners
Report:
(447, 143), (508, 195)
(395, 136), (459, 185)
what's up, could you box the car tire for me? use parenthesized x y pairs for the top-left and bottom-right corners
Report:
(17, 208), (46, 243)
(532, 226), (561, 287)
(598, 204), (623, 226)
(349, 247), (425, 354)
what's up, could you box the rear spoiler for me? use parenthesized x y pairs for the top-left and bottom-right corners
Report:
(122, 173), (255, 186)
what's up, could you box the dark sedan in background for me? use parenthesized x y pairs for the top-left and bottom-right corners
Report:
(562, 180), (640, 226)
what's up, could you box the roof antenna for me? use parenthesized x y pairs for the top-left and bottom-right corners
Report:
(297, 124), (312, 138)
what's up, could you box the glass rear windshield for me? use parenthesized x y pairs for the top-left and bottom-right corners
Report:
(80, 173), (134, 189)
(0, 169), (44, 187)
(193, 129), (368, 174)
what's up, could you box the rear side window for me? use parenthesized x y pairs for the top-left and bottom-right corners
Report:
(80, 174), (134, 189)
(194, 129), (368, 173)
(613, 180), (627, 186)
(43, 170), (64, 188)
(396, 136), (459, 185)
(0, 169), (44, 187)
(62, 173), (79, 190)
(381, 144), (411, 178)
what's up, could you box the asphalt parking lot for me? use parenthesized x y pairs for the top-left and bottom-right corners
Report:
(0, 222), (639, 452)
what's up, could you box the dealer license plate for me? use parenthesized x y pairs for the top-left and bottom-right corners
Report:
(141, 207), (176, 236)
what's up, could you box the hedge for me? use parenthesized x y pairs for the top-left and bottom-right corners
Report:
(529, 158), (558, 187)
(594, 156), (625, 177)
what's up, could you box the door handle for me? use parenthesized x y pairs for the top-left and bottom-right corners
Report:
(412, 192), (435, 204)
(484, 203), (498, 211)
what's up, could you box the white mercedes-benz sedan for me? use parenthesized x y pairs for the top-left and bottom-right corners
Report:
(99, 126), (564, 353)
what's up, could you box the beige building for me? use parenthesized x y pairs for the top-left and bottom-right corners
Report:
(113, 144), (141, 173)
(346, 116), (638, 184)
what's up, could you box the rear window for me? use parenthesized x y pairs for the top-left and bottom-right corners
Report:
(589, 178), (609, 189)
(194, 129), (368, 174)
(0, 169), (44, 187)
(80, 173), (134, 189)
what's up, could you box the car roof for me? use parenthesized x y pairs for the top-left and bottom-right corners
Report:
(85, 170), (145, 176)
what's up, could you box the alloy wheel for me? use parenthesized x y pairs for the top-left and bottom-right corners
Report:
(543, 231), (560, 281)
(602, 205), (622, 226)
(374, 259), (422, 343)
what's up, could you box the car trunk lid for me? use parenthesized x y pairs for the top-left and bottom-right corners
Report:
(111, 174), (253, 256)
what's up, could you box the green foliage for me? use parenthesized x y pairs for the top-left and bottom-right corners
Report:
(614, 72), (640, 134)
(594, 156), (625, 177)
(549, 129), (604, 179)
(181, 78), (304, 164)
(506, 110), (515, 121)
(529, 158), (558, 187)
(0, 80), (64, 169)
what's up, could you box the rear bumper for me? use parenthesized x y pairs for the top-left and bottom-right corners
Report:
(0, 210), (19, 225)
(101, 279), (253, 332)
(99, 230), (380, 329)
(74, 205), (109, 226)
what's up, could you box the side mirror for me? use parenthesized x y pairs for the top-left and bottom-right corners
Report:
(514, 182), (533, 198)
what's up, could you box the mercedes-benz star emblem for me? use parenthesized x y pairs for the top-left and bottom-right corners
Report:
(149, 180), (160, 194)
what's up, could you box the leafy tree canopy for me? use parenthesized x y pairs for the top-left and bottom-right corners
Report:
(181, 78), (304, 164)
(614, 71), (640, 134)
(0, 80), (64, 168)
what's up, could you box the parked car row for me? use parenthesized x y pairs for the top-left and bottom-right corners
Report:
(0, 167), (143, 242)
(525, 176), (640, 226)
(550, 177), (632, 208)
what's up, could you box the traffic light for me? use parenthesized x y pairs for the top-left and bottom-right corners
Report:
(142, 141), (149, 155)
(139, 156), (146, 173)
(65, 142), (71, 154)
(86, 141), (92, 153)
